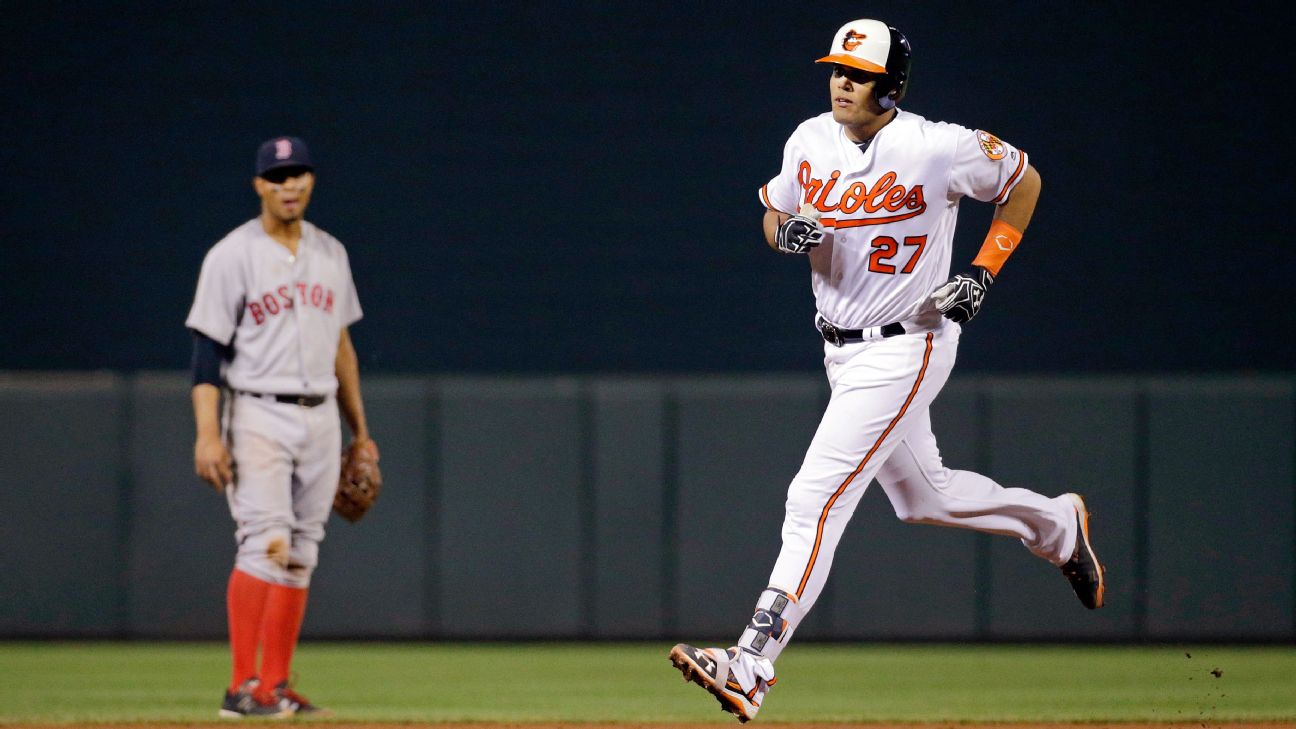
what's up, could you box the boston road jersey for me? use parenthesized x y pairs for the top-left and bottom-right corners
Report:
(759, 109), (1029, 330)
(185, 218), (363, 396)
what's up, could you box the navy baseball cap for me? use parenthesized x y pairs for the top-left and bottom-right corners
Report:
(255, 136), (313, 177)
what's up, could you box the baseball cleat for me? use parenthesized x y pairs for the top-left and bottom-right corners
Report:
(218, 678), (294, 719)
(669, 643), (775, 722)
(1060, 493), (1106, 609)
(272, 679), (333, 717)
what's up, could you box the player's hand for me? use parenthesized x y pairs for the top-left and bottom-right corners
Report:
(775, 211), (824, 254)
(931, 267), (995, 323)
(194, 434), (233, 491)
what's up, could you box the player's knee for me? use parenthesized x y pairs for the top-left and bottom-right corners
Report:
(240, 524), (292, 566)
(886, 490), (942, 524)
(893, 505), (933, 524)
(891, 494), (952, 524)
(282, 537), (319, 589)
(235, 525), (300, 585)
(881, 471), (954, 524)
(783, 489), (829, 522)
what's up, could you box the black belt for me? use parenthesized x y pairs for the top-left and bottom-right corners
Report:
(234, 390), (327, 408)
(816, 315), (906, 347)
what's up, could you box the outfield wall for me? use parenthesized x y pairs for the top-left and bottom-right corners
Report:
(1, 372), (1292, 642)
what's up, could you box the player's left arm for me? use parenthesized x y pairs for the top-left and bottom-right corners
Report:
(933, 163), (1041, 323)
(335, 327), (371, 444)
(985, 162), (1041, 256)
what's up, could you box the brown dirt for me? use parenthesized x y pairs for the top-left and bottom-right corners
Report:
(6, 723), (1295, 729)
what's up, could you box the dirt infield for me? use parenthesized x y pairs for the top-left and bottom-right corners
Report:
(10, 723), (1295, 729)
(10, 716), (1296, 721)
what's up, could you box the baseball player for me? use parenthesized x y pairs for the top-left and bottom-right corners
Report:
(187, 136), (375, 718)
(669, 20), (1105, 722)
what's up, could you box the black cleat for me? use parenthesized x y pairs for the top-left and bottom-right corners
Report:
(218, 678), (293, 719)
(273, 679), (333, 717)
(1060, 493), (1106, 609)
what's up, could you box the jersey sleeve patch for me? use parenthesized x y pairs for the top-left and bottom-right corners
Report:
(976, 130), (1006, 161)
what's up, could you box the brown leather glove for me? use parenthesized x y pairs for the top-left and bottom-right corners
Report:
(334, 439), (382, 523)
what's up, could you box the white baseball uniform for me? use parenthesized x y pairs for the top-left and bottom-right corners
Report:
(744, 110), (1078, 659)
(186, 218), (362, 588)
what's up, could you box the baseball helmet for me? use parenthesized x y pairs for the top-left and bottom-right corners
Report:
(816, 19), (913, 110)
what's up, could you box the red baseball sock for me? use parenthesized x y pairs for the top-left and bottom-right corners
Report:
(227, 569), (272, 693)
(259, 583), (309, 691)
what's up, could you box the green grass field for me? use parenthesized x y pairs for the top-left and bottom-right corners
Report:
(0, 642), (1293, 724)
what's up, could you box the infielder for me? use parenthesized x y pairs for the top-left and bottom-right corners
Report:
(188, 136), (375, 718)
(669, 20), (1105, 722)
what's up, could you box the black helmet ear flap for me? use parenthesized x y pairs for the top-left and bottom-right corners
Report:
(875, 25), (913, 109)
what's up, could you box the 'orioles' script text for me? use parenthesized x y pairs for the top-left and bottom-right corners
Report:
(798, 161), (927, 218)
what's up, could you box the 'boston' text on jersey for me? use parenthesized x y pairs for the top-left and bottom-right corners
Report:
(246, 282), (336, 325)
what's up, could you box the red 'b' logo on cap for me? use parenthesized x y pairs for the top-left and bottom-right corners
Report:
(842, 30), (867, 51)
(275, 139), (293, 160)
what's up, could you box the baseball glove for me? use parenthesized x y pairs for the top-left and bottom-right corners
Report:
(334, 439), (382, 523)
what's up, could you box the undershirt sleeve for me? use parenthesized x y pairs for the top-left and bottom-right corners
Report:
(190, 329), (231, 387)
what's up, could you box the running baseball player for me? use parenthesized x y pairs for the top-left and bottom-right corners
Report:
(669, 19), (1105, 722)
(187, 136), (376, 718)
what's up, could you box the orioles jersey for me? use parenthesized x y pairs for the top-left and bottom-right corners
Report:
(760, 109), (1028, 329)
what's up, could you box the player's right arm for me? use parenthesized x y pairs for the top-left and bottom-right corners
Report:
(763, 209), (790, 249)
(759, 130), (822, 254)
(191, 330), (232, 491)
(765, 206), (825, 255)
(185, 241), (242, 492)
(192, 384), (232, 491)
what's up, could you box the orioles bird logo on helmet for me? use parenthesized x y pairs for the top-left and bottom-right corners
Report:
(842, 29), (867, 51)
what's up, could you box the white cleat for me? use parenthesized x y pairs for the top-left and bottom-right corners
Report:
(669, 643), (775, 723)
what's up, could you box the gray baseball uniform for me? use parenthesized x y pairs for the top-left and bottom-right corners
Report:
(186, 218), (361, 586)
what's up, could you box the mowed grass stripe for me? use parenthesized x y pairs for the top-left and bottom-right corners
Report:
(0, 642), (1292, 723)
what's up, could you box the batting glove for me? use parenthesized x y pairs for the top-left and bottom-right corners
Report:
(775, 213), (824, 254)
(931, 267), (995, 323)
